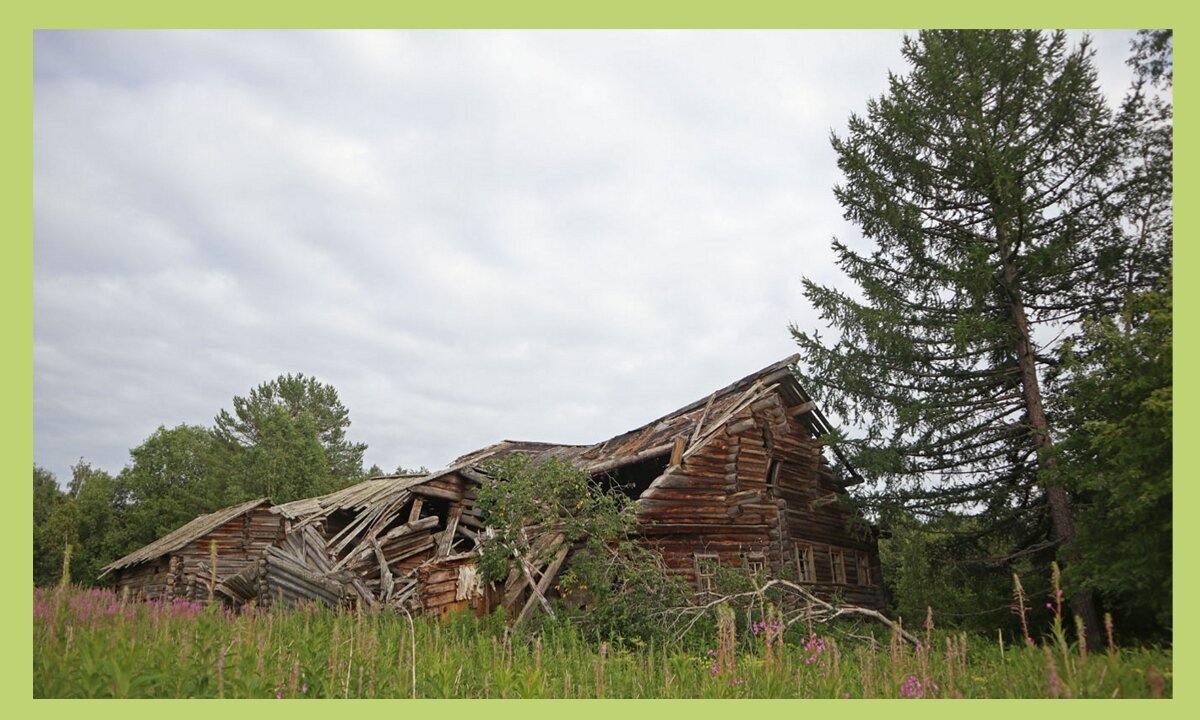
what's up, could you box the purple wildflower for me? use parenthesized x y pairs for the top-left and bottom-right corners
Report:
(898, 674), (939, 699)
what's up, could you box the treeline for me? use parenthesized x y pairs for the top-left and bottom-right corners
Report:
(794, 30), (1172, 642)
(33, 374), (415, 587)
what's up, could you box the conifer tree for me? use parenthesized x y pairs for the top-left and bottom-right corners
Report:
(791, 30), (1135, 639)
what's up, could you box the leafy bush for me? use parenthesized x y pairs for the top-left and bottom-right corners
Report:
(475, 454), (690, 644)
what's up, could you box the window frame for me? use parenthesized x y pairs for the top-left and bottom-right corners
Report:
(694, 552), (720, 593)
(745, 551), (767, 577)
(856, 552), (873, 586)
(795, 543), (816, 583)
(829, 548), (847, 585)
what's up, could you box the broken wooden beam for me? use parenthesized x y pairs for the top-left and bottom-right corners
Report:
(670, 435), (687, 466)
(515, 543), (570, 627)
(787, 400), (816, 417)
(409, 484), (461, 502)
(437, 506), (463, 558)
(586, 442), (674, 476)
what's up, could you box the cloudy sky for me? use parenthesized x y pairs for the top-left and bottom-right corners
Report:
(34, 30), (1139, 484)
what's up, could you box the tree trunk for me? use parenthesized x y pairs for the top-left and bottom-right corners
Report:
(998, 226), (1104, 648)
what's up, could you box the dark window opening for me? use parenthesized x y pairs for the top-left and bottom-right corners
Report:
(857, 552), (873, 586)
(830, 549), (847, 585)
(592, 453), (672, 500)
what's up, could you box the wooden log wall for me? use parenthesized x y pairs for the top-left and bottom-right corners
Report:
(111, 559), (172, 602)
(114, 507), (285, 605)
(416, 555), (498, 620)
(635, 390), (885, 610)
(177, 508), (286, 605)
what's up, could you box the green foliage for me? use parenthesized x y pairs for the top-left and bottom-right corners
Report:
(61, 461), (123, 586)
(475, 455), (690, 643)
(213, 373), (367, 498)
(33, 466), (73, 587)
(792, 29), (1125, 509)
(550, 539), (692, 645)
(35, 374), (382, 586)
(475, 455), (630, 582)
(34, 585), (1171, 698)
(116, 425), (227, 547)
(1054, 289), (1172, 636)
(878, 511), (1048, 636)
(789, 30), (1171, 639)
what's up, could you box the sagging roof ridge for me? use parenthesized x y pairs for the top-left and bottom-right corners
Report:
(280, 355), (840, 521)
(446, 354), (827, 472)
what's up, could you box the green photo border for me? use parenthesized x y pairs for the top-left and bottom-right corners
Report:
(7, 2), (1189, 718)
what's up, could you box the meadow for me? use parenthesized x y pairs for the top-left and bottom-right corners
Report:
(32, 584), (1170, 699)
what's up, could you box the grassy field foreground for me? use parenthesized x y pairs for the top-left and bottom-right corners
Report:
(33, 585), (1171, 698)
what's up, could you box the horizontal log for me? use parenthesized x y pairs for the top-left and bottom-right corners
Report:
(726, 418), (757, 436)
(586, 442), (674, 476)
(636, 496), (729, 509)
(409, 484), (462, 502)
(458, 512), (485, 529)
(458, 467), (490, 485)
(787, 400), (816, 417)
(265, 573), (341, 605)
(640, 486), (726, 500)
(637, 522), (773, 535)
(750, 396), (780, 413)
(726, 490), (765, 505)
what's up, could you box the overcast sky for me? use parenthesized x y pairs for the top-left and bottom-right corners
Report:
(33, 30), (1139, 485)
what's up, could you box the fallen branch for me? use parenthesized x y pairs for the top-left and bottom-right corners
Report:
(663, 578), (920, 646)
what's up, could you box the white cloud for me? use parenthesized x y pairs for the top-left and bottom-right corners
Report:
(34, 29), (1140, 483)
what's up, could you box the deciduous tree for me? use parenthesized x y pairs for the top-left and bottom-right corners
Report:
(213, 374), (368, 500)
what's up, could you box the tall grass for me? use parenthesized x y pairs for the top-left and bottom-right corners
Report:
(33, 584), (1170, 698)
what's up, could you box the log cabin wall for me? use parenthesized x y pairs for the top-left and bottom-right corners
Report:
(112, 506), (285, 605)
(111, 558), (173, 602)
(635, 411), (774, 589)
(417, 554), (498, 620)
(636, 387), (885, 611)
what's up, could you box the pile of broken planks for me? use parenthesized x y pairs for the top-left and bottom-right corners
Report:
(230, 472), (489, 613)
(214, 467), (579, 626)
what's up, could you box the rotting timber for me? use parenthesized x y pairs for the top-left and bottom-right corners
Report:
(100, 356), (885, 619)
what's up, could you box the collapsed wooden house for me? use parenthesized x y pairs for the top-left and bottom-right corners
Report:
(98, 498), (281, 601)
(101, 356), (885, 616)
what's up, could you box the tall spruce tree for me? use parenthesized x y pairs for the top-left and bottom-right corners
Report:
(790, 31), (1133, 640)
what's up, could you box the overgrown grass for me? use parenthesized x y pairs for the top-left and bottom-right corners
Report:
(33, 585), (1170, 698)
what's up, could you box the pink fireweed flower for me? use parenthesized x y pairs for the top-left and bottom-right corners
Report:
(803, 634), (828, 666)
(898, 674), (939, 699)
